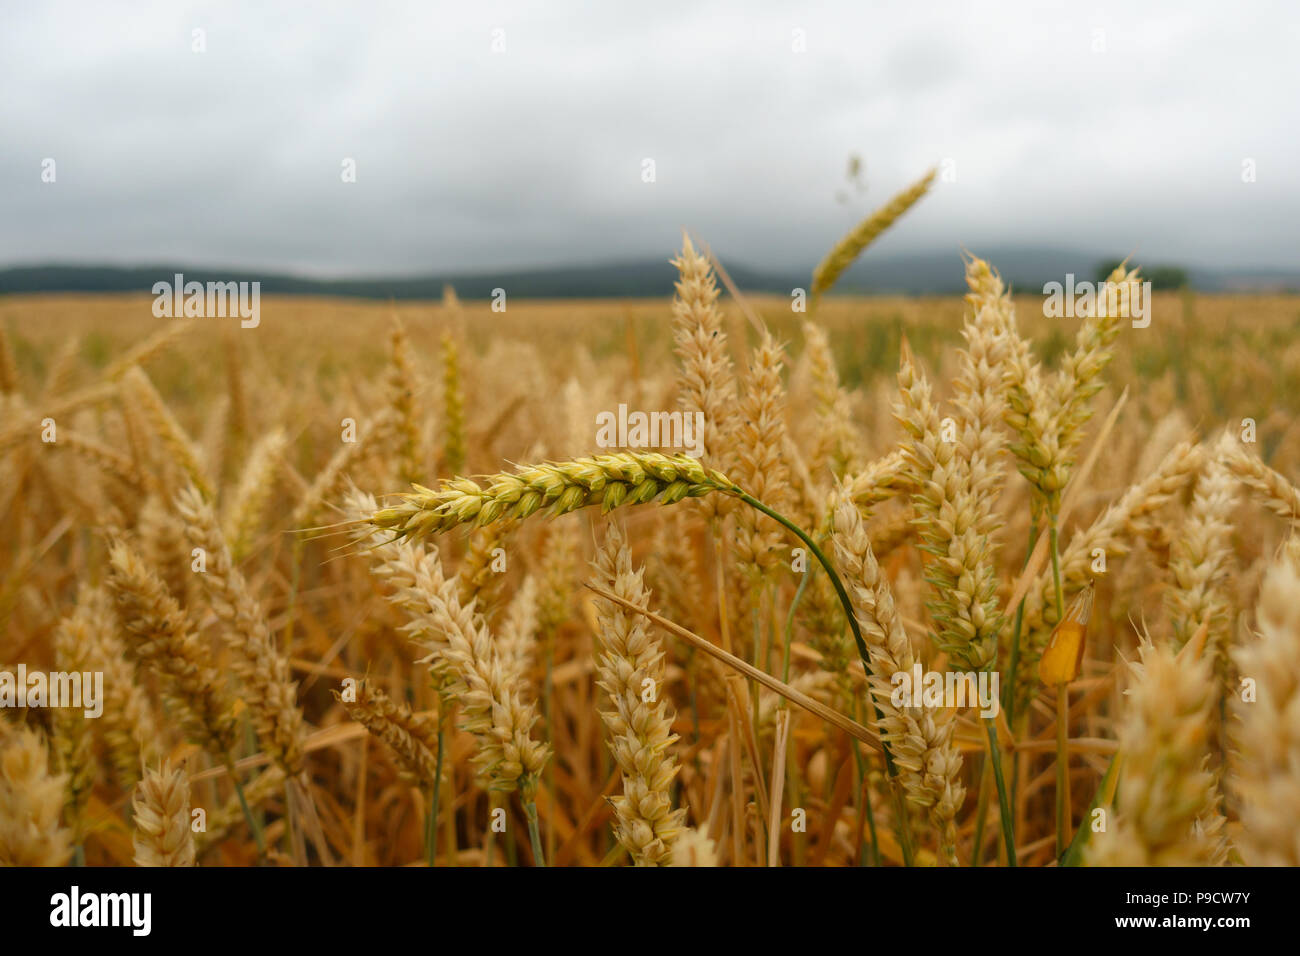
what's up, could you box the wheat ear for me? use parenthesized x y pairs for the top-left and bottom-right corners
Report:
(1086, 637), (1226, 866)
(671, 234), (738, 491)
(51, 595), (99, 839)
(0, 725), (73, 866)
(668, 827), (719, 866)
(734, 331), (793, 577)
(895, 339), (1001, 672)
(441, 330), (466, 476)
(106, 539), (240, 758)
(831, 497), (962, 864)
(811, 169), (936, 301)
(121, 365), (213, 499)
(1165, 435), (1237, 668)
(803, 321), (859, 482)
(370, 452), (739, 541)
(176, 485), (306, 775)
(591, 524), (687, 865)
(352, 491), (548, 792)
(81, 584), (162, 791)
(333, 684), (442, 786)
(221, 427), (287, 562)
(385, 316), (423, 485)
(1222, 441), (1300, 525)
(132, 762), (197, 867)
(497, 575), (540, 691)
(1231, 539), (1300, 864)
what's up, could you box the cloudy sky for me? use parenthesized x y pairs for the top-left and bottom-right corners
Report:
(2, 0), (1296, 276)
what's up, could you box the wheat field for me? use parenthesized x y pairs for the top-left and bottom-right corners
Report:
(3, 180), (1300, 868)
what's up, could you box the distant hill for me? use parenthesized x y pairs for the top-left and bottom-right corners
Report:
(1, 248), (1295, 299)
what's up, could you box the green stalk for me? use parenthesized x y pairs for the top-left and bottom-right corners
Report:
(484, 793), (498, 867)
(751, 600), (763, 733)
(850, 697), (882, 867)
(783, 567), (812, 684)
(542, 630), (556, 862)
(427, 719), (444, 867)
(970, 755), (991, 867)
(984, 721), (1016, 866)
(524, 796), (546, 867)
(1002, 516), (1040, 726)
(1055, 686), (1070, 859)
(1048, 509), (1069, 860)
(226, 761), (265, 857)
(1060, 753), (1121, 866)
(282, 536), (305, 648)
(861, 766), (880, 867)
(1049, 511), (1064, 620)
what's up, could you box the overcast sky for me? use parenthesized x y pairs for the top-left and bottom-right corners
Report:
(2, 0), (1296, 276)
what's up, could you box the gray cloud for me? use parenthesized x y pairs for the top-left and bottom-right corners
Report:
(2, 0), (1296, 275)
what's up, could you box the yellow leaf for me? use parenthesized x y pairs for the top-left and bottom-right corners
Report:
(1039, 583), (1095, 686)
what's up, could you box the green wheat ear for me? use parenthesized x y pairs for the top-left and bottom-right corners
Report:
(369, 451), (740, 538)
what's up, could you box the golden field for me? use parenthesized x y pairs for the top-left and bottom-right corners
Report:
(3, 247), (1300, 867)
